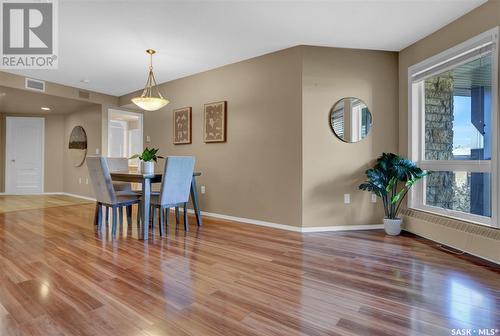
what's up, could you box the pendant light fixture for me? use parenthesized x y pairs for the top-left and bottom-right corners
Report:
(132, 49), (169, 111)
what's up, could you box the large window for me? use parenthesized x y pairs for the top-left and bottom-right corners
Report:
(408, 28), (499, 227)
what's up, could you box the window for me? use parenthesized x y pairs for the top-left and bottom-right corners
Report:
(408, 28), (499, 227)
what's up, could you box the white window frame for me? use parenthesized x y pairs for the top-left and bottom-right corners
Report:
(407, 27), (499, 228)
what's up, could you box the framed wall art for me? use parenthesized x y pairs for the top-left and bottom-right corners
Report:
(173, 107), (192, 145)
(203, 101), (227, 143)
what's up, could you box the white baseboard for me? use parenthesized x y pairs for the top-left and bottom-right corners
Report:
(60, 192), (96, 201)
(185, 208), (383, 233)
(198, 210), (304, 232)
(301, 224), (384, 232)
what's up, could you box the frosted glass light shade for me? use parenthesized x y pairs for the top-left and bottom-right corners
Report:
(131, 97), (169, 111)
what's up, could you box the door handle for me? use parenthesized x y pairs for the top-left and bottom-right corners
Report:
(11, 160), (15, 162)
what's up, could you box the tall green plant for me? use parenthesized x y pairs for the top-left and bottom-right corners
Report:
(130, 147), (164, 162)
(359, 153), (428, 219)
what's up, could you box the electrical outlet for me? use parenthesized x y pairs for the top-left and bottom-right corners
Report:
(201, 185), (206, 194)
(78, 177), (82, 184)
(146, 135), (151, 143)
(95, 148), (100, 155)
(344, 194), (351, 204)
(371, 194), (377, 203)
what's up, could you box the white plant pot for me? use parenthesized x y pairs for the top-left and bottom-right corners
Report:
(141, 161), (154, 174)
(383, 218), (402, 236)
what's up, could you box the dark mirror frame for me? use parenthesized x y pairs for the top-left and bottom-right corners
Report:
(68, 126), (88, 167)
(329, 97), (372, 143)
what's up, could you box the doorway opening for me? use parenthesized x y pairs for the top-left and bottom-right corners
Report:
(107, 109), (143, 168)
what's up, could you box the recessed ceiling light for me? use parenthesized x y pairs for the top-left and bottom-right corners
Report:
(0, 92), (5, 97)
(41, 107), (51, 111)
(80, 79), (90, 83)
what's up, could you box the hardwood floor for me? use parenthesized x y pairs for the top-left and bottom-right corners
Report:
(0, 195), (91, 214)
(0, 203), (498, 336)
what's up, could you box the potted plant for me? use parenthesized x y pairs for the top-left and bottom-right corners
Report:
(130, 147), (164, 174)
(359, 153), (428, 235)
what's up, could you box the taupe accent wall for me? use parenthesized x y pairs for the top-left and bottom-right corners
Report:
(398, 0), (500, 262)
(120, 46), (398, 229)
(0, 71), (117, 196)
(301, 46), (398, 227)
(0, 107), (102, 197)
(120, 47), (304, 227)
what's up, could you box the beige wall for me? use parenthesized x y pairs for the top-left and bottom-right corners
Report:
(120, 46), (399, 229)
(0, 113), (65, 192)
(63, 105), (103, 197)
(302, 46), (399, 227)
(0, 105), (106, 198)
(120, 47), (303, 227)
(398, 0), (500, 262)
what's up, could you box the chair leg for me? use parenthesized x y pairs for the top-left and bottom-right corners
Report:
(165, 208), (170, 230)
(126, 206), (132, 226)
(119, 207), (124, 225)
(102, 206), (108, 231)
(105, 207), (109, 223)
(137, 203), (142, 226)
(112, 207), (118, 237)
(151, 206), (157, 234)
(175, 207), (180, 227)
(183, 203), (189, 231)
(159, 206), (164, 236)
(94, 202), (100, 226)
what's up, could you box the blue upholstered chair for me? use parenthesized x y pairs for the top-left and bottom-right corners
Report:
(105, 157), (143, 225)
(150, 156), (195, 234)
(87, 156), (141, 236)
(106, 157), (133, 193)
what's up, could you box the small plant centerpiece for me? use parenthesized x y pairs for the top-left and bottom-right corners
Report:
(130, 147), (164, 174)
(359, 153), (428, 235)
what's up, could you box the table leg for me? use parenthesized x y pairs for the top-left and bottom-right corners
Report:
(142, 179), (151, 240)
(190, 177), (202, 226)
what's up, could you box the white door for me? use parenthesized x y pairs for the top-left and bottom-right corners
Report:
(5, 117), (45, 194)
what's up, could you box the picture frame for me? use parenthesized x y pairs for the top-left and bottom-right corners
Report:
(203, 101), (227, 143)
(173, 107), (192, 145)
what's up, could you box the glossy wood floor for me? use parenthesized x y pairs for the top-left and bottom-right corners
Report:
(0, 203), (498, 336)
(0, 195), (91, 214)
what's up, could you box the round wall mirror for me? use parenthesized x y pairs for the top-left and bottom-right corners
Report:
(329, 97), (372, 143)
(69, 126), (87, 167)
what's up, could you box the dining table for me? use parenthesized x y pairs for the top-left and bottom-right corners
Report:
(110, 171), (202, 240)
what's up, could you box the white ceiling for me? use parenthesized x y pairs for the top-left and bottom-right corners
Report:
(5, 0), (486, 96)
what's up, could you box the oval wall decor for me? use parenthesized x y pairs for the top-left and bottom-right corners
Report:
(68, 126), (88, 167)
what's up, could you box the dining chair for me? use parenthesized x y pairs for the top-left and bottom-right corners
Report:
(150, 156), (195, 234)
(87, 156), (141, 236)
(106, 157), (134, 193)
(105, 157), (143, 224)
